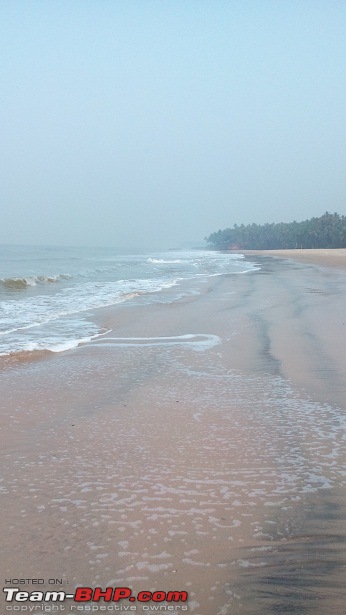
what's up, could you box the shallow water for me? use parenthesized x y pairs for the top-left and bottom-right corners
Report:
(2, 337), (346, 613)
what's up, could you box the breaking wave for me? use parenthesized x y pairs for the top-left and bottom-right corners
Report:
(0, 274), (72, 289)
(147, 258), (184, 264)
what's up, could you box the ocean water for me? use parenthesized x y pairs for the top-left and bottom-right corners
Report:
(0, 245), (258, 356)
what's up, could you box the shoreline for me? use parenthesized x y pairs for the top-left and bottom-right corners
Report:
(1, 256), (346, 613)
(239, 248), (346, 269)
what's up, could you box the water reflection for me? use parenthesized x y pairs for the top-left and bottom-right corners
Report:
(234, 488), (346, 614)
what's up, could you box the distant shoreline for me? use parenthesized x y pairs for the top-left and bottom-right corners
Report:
(232, 248), (346, 269)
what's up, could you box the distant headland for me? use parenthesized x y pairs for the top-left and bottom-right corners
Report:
(205, 212), (346, 250)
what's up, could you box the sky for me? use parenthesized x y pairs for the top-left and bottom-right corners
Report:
(1, 0), (346, 250)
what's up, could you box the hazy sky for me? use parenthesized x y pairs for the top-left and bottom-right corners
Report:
(1, 1), (346, 249)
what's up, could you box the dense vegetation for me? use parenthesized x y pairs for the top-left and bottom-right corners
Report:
(205, 212), (346, 250)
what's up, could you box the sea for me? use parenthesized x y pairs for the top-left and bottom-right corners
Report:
(0, 244), (258, 356)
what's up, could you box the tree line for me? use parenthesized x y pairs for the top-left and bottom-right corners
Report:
(205, 212), (346, 250)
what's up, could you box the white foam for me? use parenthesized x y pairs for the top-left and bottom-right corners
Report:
(47, 330), (111, 353)
(83, 333), (220, 351)
(148, 258), (184, 264)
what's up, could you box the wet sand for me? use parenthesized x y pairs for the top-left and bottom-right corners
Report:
(1, 255), (346, 614)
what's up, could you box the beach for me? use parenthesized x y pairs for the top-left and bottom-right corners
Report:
(242, 248), (346, 269)
(1, 250), (346, 614)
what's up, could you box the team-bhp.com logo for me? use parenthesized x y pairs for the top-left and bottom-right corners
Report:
(3, 587), (188, 604)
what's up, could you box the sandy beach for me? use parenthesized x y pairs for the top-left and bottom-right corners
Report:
(241, 248), (346, 269)
(1, 251), (346, 614)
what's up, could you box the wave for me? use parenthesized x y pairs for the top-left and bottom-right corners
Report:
(0, 329), (111, 357)
(147, 258), (184, 264)
(0, 250), (260, 356)
(0, 277), (179, 338)
(0, 274), (71, 289)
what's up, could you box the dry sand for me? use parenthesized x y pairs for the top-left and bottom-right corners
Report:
(241, 248), (346, 269)
(1, 253), (346, 614)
